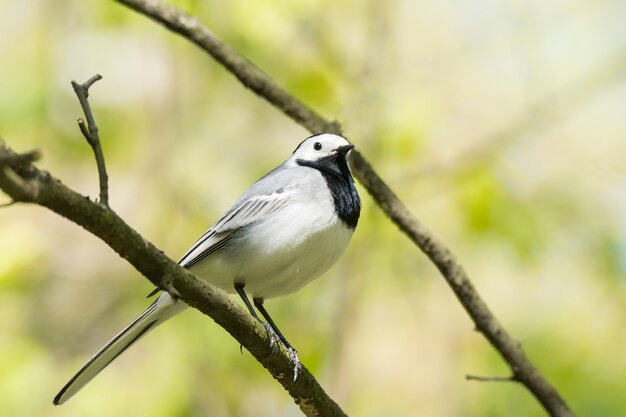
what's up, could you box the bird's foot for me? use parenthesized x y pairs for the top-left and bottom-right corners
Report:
(287, 347), (302, 381)
(259, 322), (301, 381)
(261, 322), (278, 352)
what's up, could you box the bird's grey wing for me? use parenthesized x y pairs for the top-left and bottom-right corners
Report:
(177, 189), (292, 269)
(146, 166), (302, 297)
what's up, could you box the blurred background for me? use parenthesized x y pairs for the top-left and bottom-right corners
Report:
(1, 0), (625, 416)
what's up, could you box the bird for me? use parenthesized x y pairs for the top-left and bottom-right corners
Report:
(53, 133), (361, 405)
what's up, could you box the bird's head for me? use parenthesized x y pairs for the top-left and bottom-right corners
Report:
(289, 134), (355, 175)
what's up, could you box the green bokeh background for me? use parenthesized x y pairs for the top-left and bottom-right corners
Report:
(1, 1), (625, 416)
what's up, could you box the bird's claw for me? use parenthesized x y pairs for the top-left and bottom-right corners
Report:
(259, 323), (301, 381)
(287, 347), (302, 381)
(261, 322), (278, 352)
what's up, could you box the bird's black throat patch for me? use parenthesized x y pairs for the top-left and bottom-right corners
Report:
(297, 154), (361, 229)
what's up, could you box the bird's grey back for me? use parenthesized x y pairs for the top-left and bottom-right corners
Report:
(232, 162), (319, 207)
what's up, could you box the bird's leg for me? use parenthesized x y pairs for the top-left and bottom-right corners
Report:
(252, 297), (291, 348)
(254, 297), (302, 381)
(234, 283), (278, 350)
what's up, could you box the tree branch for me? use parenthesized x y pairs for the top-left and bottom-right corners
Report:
(111, 1), (576, 416)
(0, 142), (346, 417)
(71, 74), (109, 206)
(112, 0), (336, 135)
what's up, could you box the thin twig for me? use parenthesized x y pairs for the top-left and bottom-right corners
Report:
(110, 1), (576, 416)
(71, 74), (109, 207)
(466, 374), (518, 383)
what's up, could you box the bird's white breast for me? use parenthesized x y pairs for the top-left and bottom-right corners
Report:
(189, 170), (355, 298)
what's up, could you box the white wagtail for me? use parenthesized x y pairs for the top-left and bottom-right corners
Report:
(54, 133), (361, 405)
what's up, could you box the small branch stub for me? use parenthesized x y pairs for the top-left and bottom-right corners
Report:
(0, 148), (41, 167)
(71, 74), (109, 207)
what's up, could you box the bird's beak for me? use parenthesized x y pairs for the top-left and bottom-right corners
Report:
(336, 144), (355, 155)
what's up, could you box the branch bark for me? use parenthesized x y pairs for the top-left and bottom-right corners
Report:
(110, 1), (576, 416)
(0, 142), (346, 417)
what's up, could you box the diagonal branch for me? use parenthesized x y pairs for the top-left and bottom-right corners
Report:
(0, 142), (346, 417)
(71, 74), (109, 206)
(111, 1), (575, 416)
(112, 0), (335, 135)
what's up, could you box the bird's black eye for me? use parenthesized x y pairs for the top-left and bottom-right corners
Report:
(313, 142), (322, 151)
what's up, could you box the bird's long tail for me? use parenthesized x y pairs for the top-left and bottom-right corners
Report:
(53, 292), (186, 405)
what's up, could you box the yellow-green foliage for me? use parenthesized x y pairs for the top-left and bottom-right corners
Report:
(1, 1), (624, 416)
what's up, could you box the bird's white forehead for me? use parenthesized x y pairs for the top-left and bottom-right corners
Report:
(305, 133), (349, 147)
(292, 133), (350, 154)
